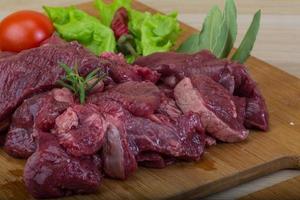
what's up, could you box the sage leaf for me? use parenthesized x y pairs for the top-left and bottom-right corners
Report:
(232, 10), (261, 63)
(212, 17), (228, 57)
(197, 6), (223, 52)
(221, 0), (237, 58)
(177, 33), (200, 53)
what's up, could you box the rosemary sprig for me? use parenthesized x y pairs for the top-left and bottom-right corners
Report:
(57, 62), (106, 104)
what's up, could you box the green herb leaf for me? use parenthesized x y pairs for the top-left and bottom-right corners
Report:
(232, 10), (261, 63)
(198, 6), (223, 53)
(221, 0), (237, 58)
(57, 63), (107, 104)
(212, 16), (228, 57)
(177, 33), (200, 53)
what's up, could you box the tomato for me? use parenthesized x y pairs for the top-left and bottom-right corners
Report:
(0, 10), (54, 52)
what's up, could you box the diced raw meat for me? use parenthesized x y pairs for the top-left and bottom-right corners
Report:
(4, 88), (74, 158)
(126, 112), (206, 162)
(93, 100), (137, 179)
(174, 76), (249, 142)
(24, 130), (102, 198)
(91, 97), (205, 167)
(88, 81), (161, 117)
(134, 50), (268, 131)
(100, 52), (160, 83)
(156, 92), (182, 121)
(54, 104), (108, 157)
(0, 41), (109, 122)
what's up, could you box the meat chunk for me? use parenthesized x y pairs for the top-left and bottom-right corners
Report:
(0, 41), (109, 122)
(54, 104), (108, 157)
(4, 88), (74, 158)
(24, 130), (102, 198)
(95, 100), (137, 179)
(126, 112), (206, 166)
(90, 96), (205, 168)
(100, 52), (160, 83)
(156, 92), (182, 121)
(88, 81), (161, 117)
(134, 50), (268, 131)
(174, 76), (248, 142)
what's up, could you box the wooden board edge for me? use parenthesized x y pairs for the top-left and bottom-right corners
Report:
(172, 156), (300, 199)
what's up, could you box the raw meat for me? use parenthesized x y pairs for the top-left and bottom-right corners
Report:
(54, 104), (108, 157)
(0, 41), (109, 122)
(4, 88), (74, 158)
(92, 100), (137, 179)
(134, 50), (269, 131)
(126, 112), (206, 166)
(174, 76), (249, 142)
(88, 81), (161, 117)
(100, 52), (160, 83)
(156, 92), (182, 121)
(24, 130), (102, 198)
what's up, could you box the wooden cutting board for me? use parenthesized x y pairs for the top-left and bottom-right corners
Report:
(239, 175), (300, 200)
(1, 1), (300, 200)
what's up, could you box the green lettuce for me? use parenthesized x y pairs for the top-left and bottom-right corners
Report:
(95, 0), (181, 56)
(44, 6), (116, 55)
(95, 0), (131, 26)
(136, 12), (180, 55)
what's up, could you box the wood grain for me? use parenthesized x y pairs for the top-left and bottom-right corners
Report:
(0, 1), (300, 200)
(239, 175), (300, 200)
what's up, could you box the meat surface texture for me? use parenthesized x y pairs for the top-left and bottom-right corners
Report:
(100, 52), (160, 83)
(91, 100), (137, 179)
(174, 76), (249, 142)
(0, 42), (269, 199)
(0, 41), (108, 122)
(54, 104), (108, 157)
(127, 112), (206, 167)
(90, 98), (205, 168)
(24, 130), (102, 198)
(4, 88), (74, 158)
(88, 81), (161, 117)
(134, 50), (269, 131)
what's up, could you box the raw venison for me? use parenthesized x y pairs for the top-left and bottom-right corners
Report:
(88, 81), (161, 117)
(126, 112), (206, 167)
(174, 76), (249, 142)
(100, 52), (160, 83)
(90, 96), (205, 168)
(93, 100), (137, 179)
(0, 41), (109, 122)
(134, 50), (269, 131)
(156, 92), (182, 122)
(4, 88), (74, 158)
(24, 130), (102, 198)
(54, 104), (108, 157)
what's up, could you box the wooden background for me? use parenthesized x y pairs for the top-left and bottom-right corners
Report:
(1, 1), (300, 199)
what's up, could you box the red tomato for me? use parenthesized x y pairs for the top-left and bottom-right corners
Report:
(0, 10), (54, 52)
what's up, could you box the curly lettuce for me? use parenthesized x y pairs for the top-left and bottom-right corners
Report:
(44, 6), (116, 55)
(95, 0), (131, 26)
(95, 0), (181, 56)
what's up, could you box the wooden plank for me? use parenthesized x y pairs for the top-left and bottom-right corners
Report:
(239, 175), (300, 200)
(0, 1), (300, 200)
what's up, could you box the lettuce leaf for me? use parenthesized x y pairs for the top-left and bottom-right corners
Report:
(44, 6), (116, 55)
(95, 0), (131, 26)
(94, 0), (180, 57)
(130, 11), (180, 56)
